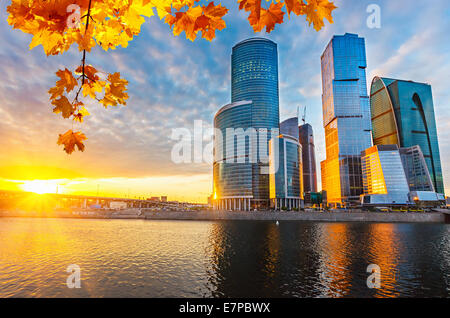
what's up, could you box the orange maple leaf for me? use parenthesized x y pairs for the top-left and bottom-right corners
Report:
(51, 96), (75, 119)
(284, 0), (306, 17)
(57, 130), (87, 154)
(260, 2), (285, 33)
(305, 0), (337, 31)
(239, 0), (284, 33)
(48, 68), (78, 100)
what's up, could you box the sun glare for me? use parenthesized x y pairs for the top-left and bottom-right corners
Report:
(21, 180), (58, 194)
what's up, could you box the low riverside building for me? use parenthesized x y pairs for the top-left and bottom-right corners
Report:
(269, 133), (304, 210)
(360, 145), (443, 207)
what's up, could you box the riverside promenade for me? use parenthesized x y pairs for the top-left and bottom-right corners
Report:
(1, 209), (449, 223)
(143, 210), (448, 224)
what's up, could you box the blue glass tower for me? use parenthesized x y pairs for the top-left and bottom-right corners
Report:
(213, 38), (280, 210)
(320, 33), (372, 206)
(370, 77), (444, 194)
(232, 38), (279, 129)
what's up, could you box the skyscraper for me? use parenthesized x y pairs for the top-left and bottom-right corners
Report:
(213, 38), (280, 210)
(320, 33), (372, 206)
(299, 124), (317, 193)
(370, 77), (444, 194)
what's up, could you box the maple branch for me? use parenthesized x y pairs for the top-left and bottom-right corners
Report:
(80, 0), (93, 86)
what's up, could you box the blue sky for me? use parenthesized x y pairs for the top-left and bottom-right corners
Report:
(0, 0), (449, 202)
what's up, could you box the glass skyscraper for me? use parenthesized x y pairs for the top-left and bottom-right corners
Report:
(213, 38), (280, 210)
(370, 77), (444, 194)
(320, 33), (372, 206)
(299, 123), (317, 193)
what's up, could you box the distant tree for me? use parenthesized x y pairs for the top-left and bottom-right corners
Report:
(6, 0), (336, 153)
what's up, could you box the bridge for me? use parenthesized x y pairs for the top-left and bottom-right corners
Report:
(0, 190), (178, 210)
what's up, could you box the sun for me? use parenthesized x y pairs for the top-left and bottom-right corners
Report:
(21, 180), (58, 194)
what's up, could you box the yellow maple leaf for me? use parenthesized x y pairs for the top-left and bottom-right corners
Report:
(100, 72), (129, 107)
(73, 106), (90, 123)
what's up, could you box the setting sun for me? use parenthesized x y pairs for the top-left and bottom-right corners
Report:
(21, 180), (59, 194)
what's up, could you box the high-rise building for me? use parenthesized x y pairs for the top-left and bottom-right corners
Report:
(299, 124), (317, 193)
(269, 134), (303, 210)
(370, 77), (444, 194)
(320, 33), (372, 206)
(213, 38), (280, 210)
(214, 101), (254, 211)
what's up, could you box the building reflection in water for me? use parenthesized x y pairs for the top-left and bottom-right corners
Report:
(204, 221), (450, 298)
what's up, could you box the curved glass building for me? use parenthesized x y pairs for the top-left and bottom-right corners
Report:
(232, 38), (279, 207)
(232, 38), (279, 128)
(370, 77), (444, 194)
(213, 38), (280, 210)
(213, 101), (254, 210)
(269, 134), (303, 210)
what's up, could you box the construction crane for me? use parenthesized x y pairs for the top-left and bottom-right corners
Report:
(298, 106), (306, 125)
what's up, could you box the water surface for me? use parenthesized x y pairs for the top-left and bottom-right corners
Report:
(0, 217), (449, 297)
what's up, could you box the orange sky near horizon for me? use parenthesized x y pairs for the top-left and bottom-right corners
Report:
(0, 172), (212, 203)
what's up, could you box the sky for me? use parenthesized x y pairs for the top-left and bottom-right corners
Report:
(0, 0), (449, 203)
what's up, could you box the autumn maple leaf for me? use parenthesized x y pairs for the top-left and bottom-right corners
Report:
(52, 96), (74, 118)
(305, 0), (337, 31)
(57, 130), (87, 154)
(48, 68), (78, 100)
(260, 2), (285, 33)
(239, 0), (285, 33)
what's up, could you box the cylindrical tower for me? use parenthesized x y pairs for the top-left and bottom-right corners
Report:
(230, 38), (280, 206)
(232, 38), (279, 128)
(213, 101), (254, 211)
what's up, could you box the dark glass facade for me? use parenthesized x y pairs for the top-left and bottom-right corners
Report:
(370, 77), (444, 194)
(299, 124), (317, 193)
(320, 33), (372, 206)
(399, 146), (434, 192)
(280, 117), (299, 140)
